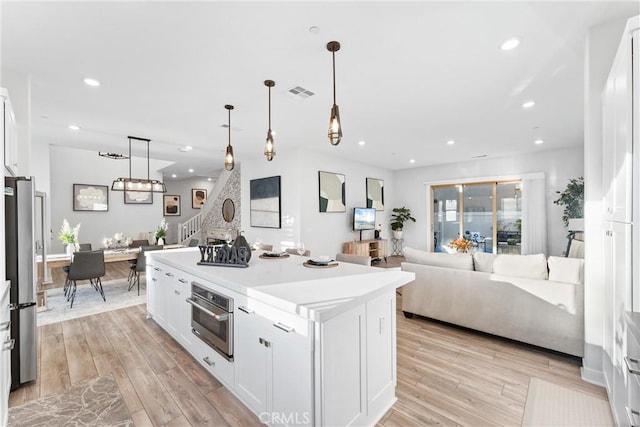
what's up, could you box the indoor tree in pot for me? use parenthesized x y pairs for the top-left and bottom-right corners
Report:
(553, 177), (584, 228)
(390, 207), (416, 239)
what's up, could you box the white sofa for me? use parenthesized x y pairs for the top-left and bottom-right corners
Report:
(400, 247), (584, 357)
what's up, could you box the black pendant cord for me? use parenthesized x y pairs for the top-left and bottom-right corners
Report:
(228, 108), (231, 147)
(146, 140), (150, 181)
(128, 138), (132, 180)
(332, 50), (337, 105)
(268, 85), (272, 131)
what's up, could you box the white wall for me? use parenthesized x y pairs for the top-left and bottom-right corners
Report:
(164, 176), (216, 243)
(393, 146), (584, 257)
(241, 148), (395, 258)
(582, 15), (635, 385)
(49, 145), (171, 252)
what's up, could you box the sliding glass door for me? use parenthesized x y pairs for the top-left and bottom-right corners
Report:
(432, 181), (521, 254)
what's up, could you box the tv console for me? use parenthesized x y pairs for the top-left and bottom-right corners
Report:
(343, 239), (387, 261)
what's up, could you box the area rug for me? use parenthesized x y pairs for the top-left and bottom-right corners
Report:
(38, 278), (146, 326)
(522, 378), (613, 426)
(8, 374), (133, 426)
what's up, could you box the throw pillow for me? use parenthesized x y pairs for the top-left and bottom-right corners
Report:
(472, 252), (496, 273)
(548, 256), (584, 285)
(492, 253), (548, 280)
(403, 247), (473, 270)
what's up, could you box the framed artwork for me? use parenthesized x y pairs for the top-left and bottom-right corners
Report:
(366, 177), (384, 210)
(250, 176), (281, 228)
(124, 190), (153, 204)
(163, 195), (181, 216)
(318, 171), (345, 212)
(192, 188), (207, 209)
(73, 184), (109, 211)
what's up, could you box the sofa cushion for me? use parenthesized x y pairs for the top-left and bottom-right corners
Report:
(403, 247), (473, 270)
(492, 254), (548, 280)
(548, 256), (584, 285)
(472, 252), (496, 273)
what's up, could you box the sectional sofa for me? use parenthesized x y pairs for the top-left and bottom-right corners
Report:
(400, 247), (584, 357)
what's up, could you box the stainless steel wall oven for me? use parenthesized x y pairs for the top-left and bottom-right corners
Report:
(186, 282), (234, 360)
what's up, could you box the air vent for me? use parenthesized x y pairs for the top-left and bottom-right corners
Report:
(288, 85), (315, 100)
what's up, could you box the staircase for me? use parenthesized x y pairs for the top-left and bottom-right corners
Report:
(178, 212), (203, 244)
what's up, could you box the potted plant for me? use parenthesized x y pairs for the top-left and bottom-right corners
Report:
(156, 219), (168, 245)
(59, 219), (80, 256)
(553, 177), (584, 227)
(390, 207), (416, 239)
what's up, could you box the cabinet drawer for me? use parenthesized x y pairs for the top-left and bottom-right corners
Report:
(190, 333), (234, 387)
(236, 294), (310, 337)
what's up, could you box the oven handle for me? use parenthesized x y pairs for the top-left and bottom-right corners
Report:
(186, 298), (229, 322)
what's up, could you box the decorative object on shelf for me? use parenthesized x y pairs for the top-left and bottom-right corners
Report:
(124, 190), (152, 204)
(449, 237), (473, 253)
(73, 183), (109, 211)
(111, 136), (166, 193)
(163, 195), (180, 216)
(197, 245), (249, 268)
(553, 176), (584, 228)
(375, 224), (382, 240)
(264, 79), (276, 161)
(98, 152), (129, 160)
(390, 207), (416, 239)
(318, 171), (346, 212)
(326, 40), (342, 145)
(222, 198), (235, 223)
(155, 219), (167, 245)
(224, 105), (235, 171)
(192, 188), (207, 209)
(59, 219), (80, 256)
(250, 176), (281, 228)
(366, 178), (384, 211)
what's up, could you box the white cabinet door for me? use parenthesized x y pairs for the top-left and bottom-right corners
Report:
(366, 292), (396, 412)
(0, 280), (11, 427)
(161, 269), (179, 338)
(173, 273), (193, 348)
(235, 307), (269, 415)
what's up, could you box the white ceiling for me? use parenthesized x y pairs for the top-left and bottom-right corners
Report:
(2, 1), (638, 179)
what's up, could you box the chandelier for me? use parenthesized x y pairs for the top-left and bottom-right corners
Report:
(111, 136), (166, 193)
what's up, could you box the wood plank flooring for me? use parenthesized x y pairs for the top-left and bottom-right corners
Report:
(9, 294), (607, 426)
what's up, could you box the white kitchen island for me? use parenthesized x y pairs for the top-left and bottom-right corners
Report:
(146, 248), (415, 427)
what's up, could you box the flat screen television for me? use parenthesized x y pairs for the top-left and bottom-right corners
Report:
(353, 207), (376, 231)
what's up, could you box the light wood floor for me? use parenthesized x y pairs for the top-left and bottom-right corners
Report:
(10, 295), (607, 426)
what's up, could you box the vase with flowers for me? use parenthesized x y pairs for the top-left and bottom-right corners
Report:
(449, 237), (473, 253)
(156, 219), (168, 245)
(59, 219), (81, 256)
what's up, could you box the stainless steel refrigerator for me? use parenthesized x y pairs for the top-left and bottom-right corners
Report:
(4, 176), (37, 390)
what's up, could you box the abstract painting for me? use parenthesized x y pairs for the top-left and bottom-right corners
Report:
(163, 195), (181, 216)
(366, 178), (384, 210)
(250, 176), (281, 228)
(192, 188), (207, 209)
(318, 171), (345, 212)
(73, 184), (109, 211)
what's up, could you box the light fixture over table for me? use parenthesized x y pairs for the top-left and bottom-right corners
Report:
(111, 136), (166, 192)
(264, 80), (276, 161)
(224, 104), (235, 171)
(327, 40), (342, 146)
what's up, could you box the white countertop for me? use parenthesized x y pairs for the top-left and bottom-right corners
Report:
(148, 248), (415, 322)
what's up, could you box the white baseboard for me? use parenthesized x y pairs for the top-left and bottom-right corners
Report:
(581, 366), (605, 387)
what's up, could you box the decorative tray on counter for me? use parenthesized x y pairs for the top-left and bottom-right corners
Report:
(303, 260), (338, 269)
(259, 253), (290, 259)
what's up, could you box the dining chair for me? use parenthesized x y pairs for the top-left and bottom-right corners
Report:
(129, 245), (163, 295)
(130, 239), (149, 248)
(188, 238), (199, 247)
(66, 249), (106, 308)
(258, 244), (274, 251)
(335, 253), (371, 266)
(285, 248), (311, 257)
(63, 243), (93, 296)
(79, 243), (92, 251)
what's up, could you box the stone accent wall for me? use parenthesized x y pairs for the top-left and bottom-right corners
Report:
(200, 166), (241, 242)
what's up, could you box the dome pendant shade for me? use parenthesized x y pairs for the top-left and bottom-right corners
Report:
(327, 41), (342, 146)
(264, 79), (276, 161)
(223, 104), (235, 171)
(328, 104), (342, 146)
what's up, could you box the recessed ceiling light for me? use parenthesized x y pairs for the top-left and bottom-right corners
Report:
(358, 140), (366, 146)
(188, 168), (194, 173)
(68, 124), (80, 131)
(534, 139), (544, 145)
(500, 38), (520, 51)
(447, 140), (455, 145)
(522, 101), (535, 108)
(207, 178), (212, 182)
(179, 146), (193, 152)
(409, 159), (416, 164)
(309, 26), (320, 34)
(171, 174), (177, 178)
(83, 77), (100, 87)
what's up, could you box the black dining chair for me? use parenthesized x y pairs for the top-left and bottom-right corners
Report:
(188, 238), (199, 247)
(127, 239), (150, 283)
(129, 245), (163, 295)
(66, 249), (106, 308)
(63, 243), (93, 297)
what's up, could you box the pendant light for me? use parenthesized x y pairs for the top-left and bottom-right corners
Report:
(224, 104), (235, 171)
(327, 41), (342, 146)
(264, 80), (275, 161)
(111, 136), (166, 192)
